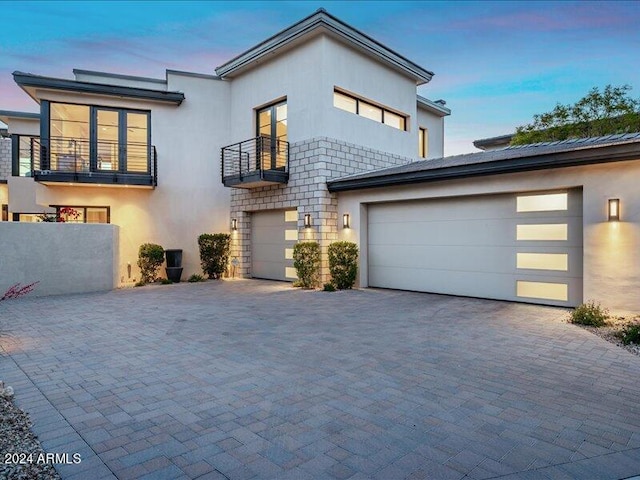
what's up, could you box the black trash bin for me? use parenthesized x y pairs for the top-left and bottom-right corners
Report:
(165, 249), (183, 283)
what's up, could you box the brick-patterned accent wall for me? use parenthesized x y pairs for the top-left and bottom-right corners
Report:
(0, 137), (11, 181)
(230, 136), (413, 282)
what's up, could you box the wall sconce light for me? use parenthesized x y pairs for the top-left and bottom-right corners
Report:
(608, 198), (620, 222)
(304, 214), (312, 228)
(343, 213), (350, 229)
(231, 218), (238, 231)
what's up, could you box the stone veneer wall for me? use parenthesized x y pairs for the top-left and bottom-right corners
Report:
(0, 137), (11, 181)
(230, 136), (413, 282)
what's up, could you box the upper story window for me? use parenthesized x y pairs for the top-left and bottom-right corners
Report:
(418, 127), (428, 158)
(256, 101), (287, 170)
(44, 101), (151, 175)
(333, 90), (407, 131)
(12, 134), (40, 176)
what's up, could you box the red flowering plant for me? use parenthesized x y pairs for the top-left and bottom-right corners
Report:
(0, 282), (39, 302)
(37, 207), (81, 223)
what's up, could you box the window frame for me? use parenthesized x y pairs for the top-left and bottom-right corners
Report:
(11, 134), (41, 176)
(51, 205), (111, 224)
(42, 100), (151, 174)
(333, 89), (407, 131)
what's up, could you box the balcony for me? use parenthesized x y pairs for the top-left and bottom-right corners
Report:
(221, 136), (289, 188)
(29, 137), (157, 188)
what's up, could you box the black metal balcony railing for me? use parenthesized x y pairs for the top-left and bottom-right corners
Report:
(28, 136), (157, 187)
(221, 136), (289, 188)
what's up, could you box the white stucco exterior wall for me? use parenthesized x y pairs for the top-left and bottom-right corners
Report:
(337, 159), (640, 314)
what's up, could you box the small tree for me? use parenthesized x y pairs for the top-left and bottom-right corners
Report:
(328, 241), (359, 289)
(293, 242), (321, 289)
(198, 233), (231, 279)
(511, 84), (640, 145)
(137, 243), (165, 284)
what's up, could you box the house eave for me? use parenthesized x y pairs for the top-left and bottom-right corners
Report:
(215, 9), (434, 85)
(13, 71), (185, 105)
(327, 143), (640, 192)
(417, 96), (451, 117)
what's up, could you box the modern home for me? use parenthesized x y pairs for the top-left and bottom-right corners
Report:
(1, 9), (639, 313)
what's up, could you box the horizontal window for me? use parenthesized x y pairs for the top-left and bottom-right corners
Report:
(517, 253), (568, 271)
(285, 267), (298, 279)
(51, 205), (110, 224)
(517, 193), (568, 213)
(517, 281), (568, 301)
(516, 224), (568, 241)
(333, 90), (407, 131)
(284, 210), (297, 222)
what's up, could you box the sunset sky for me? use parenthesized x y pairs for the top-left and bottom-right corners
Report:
(1, 0), (639, 154)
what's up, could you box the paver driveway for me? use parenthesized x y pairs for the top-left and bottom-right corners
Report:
(1, 279), (640, 480)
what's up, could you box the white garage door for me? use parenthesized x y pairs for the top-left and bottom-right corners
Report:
(251, 209), (298, 281)
(368, 190), (582, 306)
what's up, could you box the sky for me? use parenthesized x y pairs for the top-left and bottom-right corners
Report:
(1, 0), (639, 155)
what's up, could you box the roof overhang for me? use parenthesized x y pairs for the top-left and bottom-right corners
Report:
(215, 9), (434, 85)
(328, 141), (640, 192)
(417, 96), (450, 117)
(13, 71), (185, 105)
(0, 109), (40, 125)
(473, 134), (513, 151)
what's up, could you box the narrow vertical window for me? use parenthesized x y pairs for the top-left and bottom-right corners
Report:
(419, 127), (428, 158)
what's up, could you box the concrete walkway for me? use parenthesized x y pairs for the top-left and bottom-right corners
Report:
(1, 279), (640, 480)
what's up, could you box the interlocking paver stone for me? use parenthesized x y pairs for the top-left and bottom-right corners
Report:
(2, 279), (640, 479)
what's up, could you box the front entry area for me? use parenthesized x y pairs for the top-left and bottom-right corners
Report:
(251, 209), (298, 281)
(367, 190), (583, 307)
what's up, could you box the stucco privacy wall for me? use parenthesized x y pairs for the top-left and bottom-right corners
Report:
(336, 159), (640, 314)
(230, 137), (412, 281)
(0, 222), (118, 297)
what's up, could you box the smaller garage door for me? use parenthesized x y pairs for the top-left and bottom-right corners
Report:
(251, 210), (298, 281)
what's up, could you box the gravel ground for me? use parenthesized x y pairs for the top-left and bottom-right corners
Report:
(0, 393), (61, 480)
(571, 315), (640, 357)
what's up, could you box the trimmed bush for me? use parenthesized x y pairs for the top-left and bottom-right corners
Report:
(328, 241), (359, 289)
(569, 300), (609, 327)
(188, 273), (206, 283)
(293, 242), (321, 289)
(160, 278), (173, 285)
(137, 243), (165, 284)
(621, 321), (640, 345)
(323, 282), (336, 292)
(198, 233), (231, 279)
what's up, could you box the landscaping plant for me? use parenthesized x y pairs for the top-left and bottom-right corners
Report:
(323, 282), (336, 292)
(188, 274), (206, 283)
(328, 241), (359, 289)
(569, 300), (609, 327)
(621, 321), (640, 345)
(198, 233), (231, 279)
(137, 243), (165, 284)
(293, 242), (321, 289)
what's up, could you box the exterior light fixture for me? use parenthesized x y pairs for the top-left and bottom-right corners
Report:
(304, 214), (312, 228)
(231, 218), (238, 231)
(343, 213), (350, 229)
(608, 198), (620, 222)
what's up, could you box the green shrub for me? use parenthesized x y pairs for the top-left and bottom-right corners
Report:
(621, 321), (640, 345)
(134, 280), (146, 287)
(569, 300), (609, 327)
(160, 278), (173, 285)
(323, 282), (336, 292)
(198, 233), (231, 279)
(328, 241), (359, 289)
(188, 273), (206, 283)
(137, 243), (165, 284)
(293, 242), (321, 289)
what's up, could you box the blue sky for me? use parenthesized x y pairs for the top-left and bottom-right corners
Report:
(1, 0), (639, 154)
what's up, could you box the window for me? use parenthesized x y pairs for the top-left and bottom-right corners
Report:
(256, 100), (287, 170)
(516, 193), (568, 213)
(333, 89), (406, 131)
(1, 204), (7, 221)
(44, 102), (150, 174)
(53, 206), (110, 224)
(418, 127), (428, 158)
(11, 135), (40, 176)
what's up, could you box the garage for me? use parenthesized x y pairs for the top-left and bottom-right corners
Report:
(251, 209), (298, 281)
(367, 190), (583, 306)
